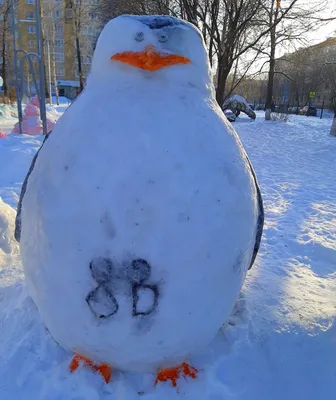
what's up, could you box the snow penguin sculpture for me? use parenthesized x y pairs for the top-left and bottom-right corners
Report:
(16, 15), (264, 386)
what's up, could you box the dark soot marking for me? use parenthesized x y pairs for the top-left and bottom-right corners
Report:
(86, 257), (160, 319)
(128, 259), (151, 285)
(86, 284), (119, 318)
(90, 257), (114, 284)
(130, 259), (159, 317)
(86, 258), (119, 318)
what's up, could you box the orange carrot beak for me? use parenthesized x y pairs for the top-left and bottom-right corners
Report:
(111, 45), (191, 71)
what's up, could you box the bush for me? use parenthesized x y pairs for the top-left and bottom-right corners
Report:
(8, 87), (16, 103)
(0, 95), (10, 105)
(0, 104), (12, 119)
(0, 87), (16, 105)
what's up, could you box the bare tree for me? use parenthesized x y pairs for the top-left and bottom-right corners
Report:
(42, 0), (63, 105)
(50, 23), (59, 105)
(271, 34), (336, 117)
(95, 0), (308, 106)
(264, 0), (335, 119)
(65, 0), (83, 92)
(0, 0), (12, 97)
(65, 0), (99, 92)
(94, 0), (333, 110)
(95, 0), (169, 25)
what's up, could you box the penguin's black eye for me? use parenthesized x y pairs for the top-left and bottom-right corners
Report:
(134, 32), (144, 42)
(158, 33), (168, 43)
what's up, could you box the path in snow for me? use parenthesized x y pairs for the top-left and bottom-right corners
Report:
(0, 111), (335, 399)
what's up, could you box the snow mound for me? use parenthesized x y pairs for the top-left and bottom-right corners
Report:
(223, 95), (256, 120)
(0, 198), (18, 256)
(0, 105), (13, 120)
(0, 276), (250, 399)
(46, 104), (57, 114)
(0, 198), (21, 287)
(52, 96), (71, 105)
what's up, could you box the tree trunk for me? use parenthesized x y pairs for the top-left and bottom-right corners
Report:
(228, 58), (239, 96)
(52, 54), (59, 105)
(52, 60), (59, 105)
(76, 35), (84, 92)
(215, 16), (237, 108)
(330, 114), (336, 136)
(46, 38), (52, 104)
(216, 67), (228, 107)
(39, 4), (50, 100)
(50, 19), (59, 105)
(265, 48), (275, 120)
(216, 37), (235, 107)
(265, 2), (278, 121)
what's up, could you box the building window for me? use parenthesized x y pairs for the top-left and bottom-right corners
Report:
(65, 8), (73, 19)
(0, 0), (4, 5)
(28, 25), (36, 34)
(26, 0), (34, 3)
(46, 40), (64, 48)
(55, 39), (64, 47)
(26, 11), (35, 20)
(75, 68), (88, 78)
(56, 68), (65, 77)
(75, 55), (92, 65)
(54, 10), (63, 18)
(54, 53), (64, 62)
(28, 39), (36, 48)
(55, 25), (63, 34)
(325, 83), (330, 89)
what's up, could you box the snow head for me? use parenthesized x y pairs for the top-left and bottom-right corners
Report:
(88, 15), (213, 92)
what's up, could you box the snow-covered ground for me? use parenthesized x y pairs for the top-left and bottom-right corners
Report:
(0, 110), (335, 399)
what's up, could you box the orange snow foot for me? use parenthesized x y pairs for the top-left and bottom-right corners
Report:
(155, 362), (198, 387)
(69, 354), (112, 383)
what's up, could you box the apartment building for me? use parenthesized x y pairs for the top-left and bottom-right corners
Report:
(274, 37), (336, 108)
(8, 0), (100, 99)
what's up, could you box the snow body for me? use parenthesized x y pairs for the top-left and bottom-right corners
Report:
(223, 95), (256, 120)
(18, 15), (261, 373)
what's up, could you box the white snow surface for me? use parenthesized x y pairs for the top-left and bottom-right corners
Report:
(0, 110), (335, 399)
(224, 95), (251, 108)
